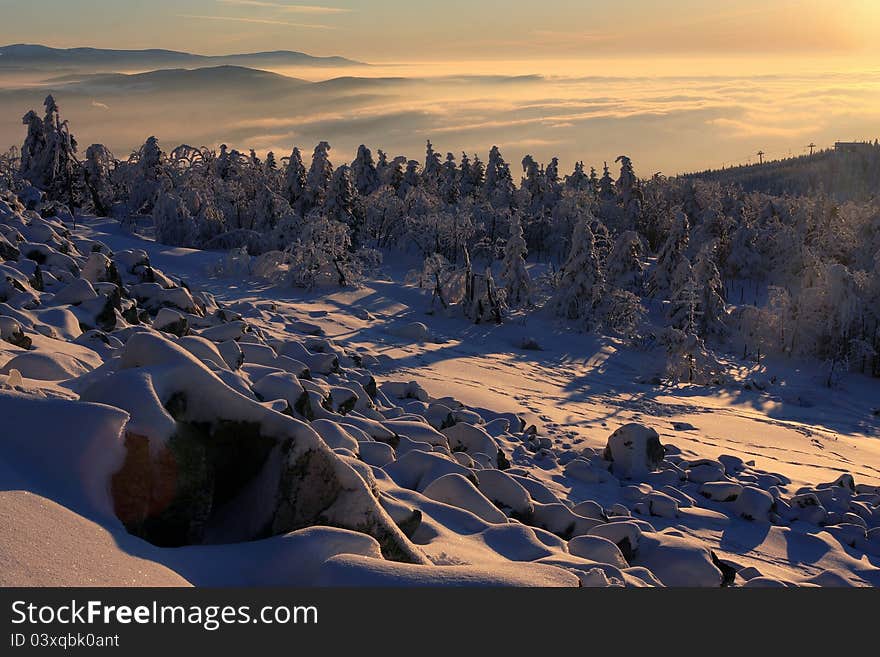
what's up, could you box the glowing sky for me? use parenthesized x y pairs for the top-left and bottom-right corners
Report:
(0, 0), (877, 62)
(1, 1), (878, 175)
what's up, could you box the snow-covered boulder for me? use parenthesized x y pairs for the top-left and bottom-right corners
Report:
(824, 523), (867, 548)
(603, 423), (665, 478)
(568, 535), (629, 568)
(571, 500), (606, 521)
(392, 321), (431, 342)
(131, 282), (199, 315)
(422, 474), (508, 524)
(178, 335), (227, 370)
(310, 419), (360, 453)
(443, 422), (503, 465)
(588, 520), (644, 560)
(199, 321), (248, 343)
(0, 315), (31, 348)
(358, 441), (395, 468)
(475, 469), (534, 519)
(479, 523), (559, 561)
(384, 449), (474, 492)
(532, 502), (603, 538)
(217, 340), (244, 370)
(316, 554), (579, 587)
(79, 332), (423, 563)
(51, 278), (98, 305)
(381, 380), (430, 402)
(632, 531), (723, 587)
(0, 350), (92, 381)
(383, 419), (449, 448)
(251, 370), (307, 414)
(565, 457), (617, 484)
(700, 481), (743, 502)
(278, 340), (338, 374)
(686, 459), (726, 484)
(734, 487), (775, 522)
(153, 308), (188, 337)
(646, 491), (679, 518)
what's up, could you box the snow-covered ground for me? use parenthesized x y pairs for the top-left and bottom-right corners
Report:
(2, 211), (880, 587)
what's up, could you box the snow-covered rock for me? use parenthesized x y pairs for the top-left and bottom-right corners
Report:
(632, 531), (723, 587)
(422, 473), (509, 524)
(392, 321), (431, 342)
(568, 535), (629, 568)
(475, 469), (534, 519)
(700, 481), (743, 502)
(79, 332), (423, 562)
(733, 487), (775, 522)
(603, 423), (665, 478)
(588, 521), (643, 560)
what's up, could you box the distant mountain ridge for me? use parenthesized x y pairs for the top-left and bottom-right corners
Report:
(36, 65), (312, 97)
(0, 43), (365, 70)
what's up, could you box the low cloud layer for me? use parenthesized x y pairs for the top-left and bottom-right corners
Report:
(1, 64), (878, 177)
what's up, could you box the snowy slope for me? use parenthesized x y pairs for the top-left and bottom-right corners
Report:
(2, 207), (879, 587)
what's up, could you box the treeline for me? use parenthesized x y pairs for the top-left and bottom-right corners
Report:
(3, 95), (880, 384)
(682, 143), (880, 202)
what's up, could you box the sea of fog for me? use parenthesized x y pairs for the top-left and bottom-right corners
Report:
(1, 56), (878, 176)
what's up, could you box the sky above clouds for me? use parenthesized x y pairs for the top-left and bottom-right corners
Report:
(0, 1), (878, 175)
(0, 0), (877, 62)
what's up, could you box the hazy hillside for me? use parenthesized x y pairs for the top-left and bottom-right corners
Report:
(0, 44), (364, 72)
(41, 66), (312, 96)
(684, 145), (880, 201)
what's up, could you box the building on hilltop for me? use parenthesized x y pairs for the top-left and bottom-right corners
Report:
(834, 141), (875, 154)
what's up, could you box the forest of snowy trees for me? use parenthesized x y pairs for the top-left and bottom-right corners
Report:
(3, 95), (880, 384)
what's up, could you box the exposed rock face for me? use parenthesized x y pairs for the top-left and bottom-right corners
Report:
(84, 332), (425, 564)
(603, 423), (665, 479)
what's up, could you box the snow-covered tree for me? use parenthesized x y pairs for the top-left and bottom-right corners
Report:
(521, 154), (543, 212)
(667, 258), (699, 333)
(153, 192), (195, 247)
(362, 184), (405, 247)
(265, 151), (277, 172)
(440, 152), (459, 205)
(606, 230), (645, 293)
(616, 155), (643, 231)
(461, 247), (504, 324)
(565, 161), (590, 192)
(303, 141), (333, 212)
(484, 146), (515, 210)
(501, 213), (531, 307)
(283, 146), (306, 214)
(352, 144), (380, 197)
(128, 136), (168, 214)
(588, 166), (600, 197)
(399, 159), (420, 198)
(380, 154), (406, 191)
(598, 163), (616, 204)
(20, 95), (83, 210)
(693, 246), (727, 337)
(468, 154), (485, 197)
(659, 327), (724, 385)
(423, 140), (442, 190)
(545, 157), (560, 191)
(325, 164), (359, 234)
(650, 209), (690, 296)
(552, 215), (605, 322)
(83, 144), (115, 216)
(287, 216), (360, 289)
(600, 289), (645, 337)
(459, 152), (476, 198)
